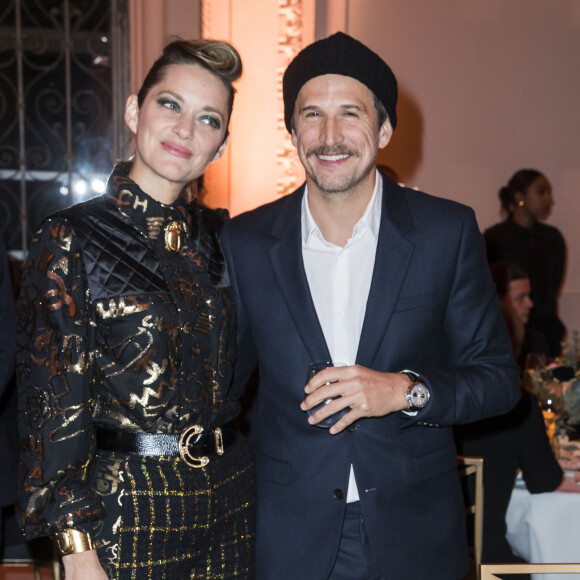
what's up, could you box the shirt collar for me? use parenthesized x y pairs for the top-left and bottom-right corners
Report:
(301, 170), (383, 247)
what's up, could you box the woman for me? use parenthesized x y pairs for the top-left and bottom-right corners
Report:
(16, 39), (255, 579)
(484, 169), (566, 357)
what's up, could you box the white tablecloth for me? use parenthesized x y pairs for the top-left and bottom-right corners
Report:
(506, 474), (580, 580)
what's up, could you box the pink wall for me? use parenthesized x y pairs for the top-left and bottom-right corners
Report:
(347, 0), (580, 341)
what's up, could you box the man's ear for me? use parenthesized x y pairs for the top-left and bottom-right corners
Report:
(378, 119), (393, 150)
(291, 128), (298, 148)
(124, 95), (139, 134)
(211, 134), (230, 163)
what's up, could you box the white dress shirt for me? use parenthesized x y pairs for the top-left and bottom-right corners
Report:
(301, 171), (382, 502)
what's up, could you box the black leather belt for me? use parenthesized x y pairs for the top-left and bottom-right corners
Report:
(95, 422), (237, 468)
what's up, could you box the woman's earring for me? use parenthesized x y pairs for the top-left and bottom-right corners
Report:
(518, 200), (524, 207)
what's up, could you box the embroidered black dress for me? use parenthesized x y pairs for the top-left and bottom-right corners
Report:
(16, 163), (255, 579)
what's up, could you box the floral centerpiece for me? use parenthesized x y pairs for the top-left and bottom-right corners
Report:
(554, 331), (580, 471)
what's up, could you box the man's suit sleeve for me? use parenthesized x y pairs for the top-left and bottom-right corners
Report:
(414, 208), (521, 425)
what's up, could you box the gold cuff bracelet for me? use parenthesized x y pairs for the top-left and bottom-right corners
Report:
(54, 528), (95, 556)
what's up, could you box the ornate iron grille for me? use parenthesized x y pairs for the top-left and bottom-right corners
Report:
(0, 0), (129, 255)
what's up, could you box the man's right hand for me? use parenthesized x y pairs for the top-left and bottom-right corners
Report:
(301, 364), (410, 433)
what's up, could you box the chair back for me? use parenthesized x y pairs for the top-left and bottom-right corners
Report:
(458, 456), (484, 580)
(481, 563), (580, 579)
(0, 536), (60, 580)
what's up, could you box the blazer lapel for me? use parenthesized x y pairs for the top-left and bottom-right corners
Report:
(356, 181), (415, 368)
(268, 189), (331, 364)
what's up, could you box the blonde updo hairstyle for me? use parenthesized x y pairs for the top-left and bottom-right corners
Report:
(137, 38), (243, 136)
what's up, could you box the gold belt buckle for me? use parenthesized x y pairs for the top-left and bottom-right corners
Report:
(214, 426), (224, 456)
(178, 424), (209, 468)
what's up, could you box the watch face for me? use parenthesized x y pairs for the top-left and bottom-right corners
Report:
(408, 384), (430, 408)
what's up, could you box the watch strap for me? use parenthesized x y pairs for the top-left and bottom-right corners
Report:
(401, 370), (420, 384)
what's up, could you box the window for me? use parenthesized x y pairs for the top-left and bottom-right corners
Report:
(0, 0), (129, 256)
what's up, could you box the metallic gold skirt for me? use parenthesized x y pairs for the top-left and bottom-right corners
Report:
(90, 437), (255, 579)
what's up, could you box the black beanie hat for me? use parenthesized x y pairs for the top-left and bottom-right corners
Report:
(283, 32), (398, 133)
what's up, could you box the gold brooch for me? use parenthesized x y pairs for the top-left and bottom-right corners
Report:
(164, 220), (185, 252)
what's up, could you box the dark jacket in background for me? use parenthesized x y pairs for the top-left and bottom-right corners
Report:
(484, 219), (566, 357)
(0, 236), (17, 508)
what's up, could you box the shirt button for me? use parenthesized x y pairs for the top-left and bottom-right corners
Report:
(347, 423), (358, 433)
(333, 489), (344, 500)
(337, 310), (344, 319)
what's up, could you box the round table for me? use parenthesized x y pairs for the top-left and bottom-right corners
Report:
(506, 473), (580, 580)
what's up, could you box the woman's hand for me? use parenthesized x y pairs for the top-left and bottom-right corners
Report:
(62, 550), (109, 579)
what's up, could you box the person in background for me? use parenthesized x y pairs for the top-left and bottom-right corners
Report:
(0, 236), (17, 550)
(16, 39), (255, 579)
(222, 32), (520, 580)
(455, 266), (563, 578)
(484, 169), (566, 357)
(490, 261), (551, 370)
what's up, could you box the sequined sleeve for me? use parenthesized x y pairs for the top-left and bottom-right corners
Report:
(16, 217), (104, 539)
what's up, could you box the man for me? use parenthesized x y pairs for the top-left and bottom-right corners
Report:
(489, 261), (550, 369)
(222, 32), (520, 580)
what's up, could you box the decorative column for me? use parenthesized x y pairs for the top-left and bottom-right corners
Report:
(129, 0), (166, 94)
(200, 0), (315, 214)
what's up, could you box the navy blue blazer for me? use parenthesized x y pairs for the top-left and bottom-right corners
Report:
(222, 176), (521, 580)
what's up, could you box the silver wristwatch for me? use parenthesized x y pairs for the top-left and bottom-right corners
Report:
(402, 371), (430, 411)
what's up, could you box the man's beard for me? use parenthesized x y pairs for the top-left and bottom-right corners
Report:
(304, 145), (375, 196)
